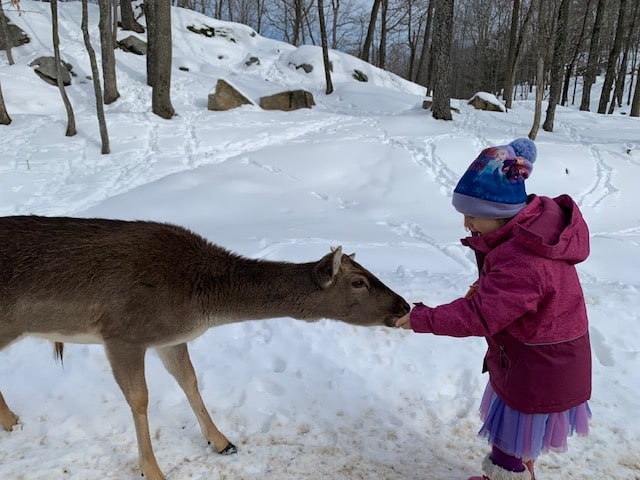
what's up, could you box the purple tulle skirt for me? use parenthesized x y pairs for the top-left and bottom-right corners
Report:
(478, 382), (591, 460)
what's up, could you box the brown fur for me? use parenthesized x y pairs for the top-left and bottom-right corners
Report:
(0, 215), (409, 480)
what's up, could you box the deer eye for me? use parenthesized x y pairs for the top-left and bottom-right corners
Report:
(351, 279), (368, 289)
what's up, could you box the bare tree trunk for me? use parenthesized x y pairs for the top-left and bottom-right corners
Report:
(361, 0), (381, 62)
(317, 0), (333, 95)
(431, 0), (453, 121)
(580, 0), (606, 111)
(150, 0), (175, 119)
(292, 0), (302, 46)
(608, 0), (637, 113)
(561, 0), (592, 106)
(415, 0), (434, 86)
(378, 0), (388, 69)
(631, 65), (640, 117)
(503, 0), (520, 108)
(50, 0), (76, 136)
(504, 0), (535, 109)
(82, 0), (110, 154)
(330, 0), (339, 49)
(598, 0), (626, 114)
(543, 0), (571, 132)
(0, 79), (10, 125)
(0, 2), (15, 65)
(120, 0), (145, 33)
(99, 0), (119, 104)
(145, 1), (156, 87)
(529, 0), (545, 141)
(112, 0), (117, 47)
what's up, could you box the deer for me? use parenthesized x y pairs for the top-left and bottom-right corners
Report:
(0, 215), (409, 480)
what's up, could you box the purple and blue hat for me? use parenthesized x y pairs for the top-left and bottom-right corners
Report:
(452, 138), (537, 218)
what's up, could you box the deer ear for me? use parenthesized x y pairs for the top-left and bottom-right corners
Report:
(313, 246), (343, 289)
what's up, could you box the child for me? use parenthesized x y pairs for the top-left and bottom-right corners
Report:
(396, 138), (591, 480)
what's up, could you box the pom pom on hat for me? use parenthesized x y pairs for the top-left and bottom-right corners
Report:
(452, 138), (536, 218)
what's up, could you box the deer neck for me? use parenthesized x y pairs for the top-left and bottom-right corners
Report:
(202, 259), (322, 322)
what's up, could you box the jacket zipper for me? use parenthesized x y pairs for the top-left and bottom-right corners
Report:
(499, 345), (507, 368)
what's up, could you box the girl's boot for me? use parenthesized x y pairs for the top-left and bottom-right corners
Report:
(467, 454), (531, 480)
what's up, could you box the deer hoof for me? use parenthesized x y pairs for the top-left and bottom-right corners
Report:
(219, 442), (237, 455)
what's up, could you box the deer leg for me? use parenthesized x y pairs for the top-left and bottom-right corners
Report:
(0, 391), (18, 431)
(105, 342), (165, 480)
(0, 331), (20, 431)
(155, 343), (236, 455)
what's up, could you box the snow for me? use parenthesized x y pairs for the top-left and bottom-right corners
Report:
(1, 2), (639, 479)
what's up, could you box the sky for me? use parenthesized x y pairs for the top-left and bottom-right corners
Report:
(1, 2), (639, 479)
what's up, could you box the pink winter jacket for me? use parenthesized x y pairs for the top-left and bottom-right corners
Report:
(410, 194), (592, 413)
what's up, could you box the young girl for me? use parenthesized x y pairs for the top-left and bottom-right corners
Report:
(396, 138), (591, 480)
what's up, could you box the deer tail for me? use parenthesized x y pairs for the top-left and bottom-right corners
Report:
(54, 342), (64, 365)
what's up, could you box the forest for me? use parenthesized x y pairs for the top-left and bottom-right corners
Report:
(1, 0), (639, 145)
(169, 0), (640, 117)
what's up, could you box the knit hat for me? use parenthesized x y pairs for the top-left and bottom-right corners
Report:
(452, 138), (536, 218)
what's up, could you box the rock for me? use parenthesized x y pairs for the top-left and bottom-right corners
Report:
(352, 70), (368, 82)
(207, 79), (253, 111)
(259, 90), (315, 111)
(467, 92), (506, 112)
(117, 35), (147, 55)
(29, 56), (73, 86)
(0, 22), (29, 49)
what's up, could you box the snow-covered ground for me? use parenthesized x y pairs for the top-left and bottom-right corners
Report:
(1, 2), (639, 479)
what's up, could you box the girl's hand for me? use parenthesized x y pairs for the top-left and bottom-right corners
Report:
(395, 312), (412, 329)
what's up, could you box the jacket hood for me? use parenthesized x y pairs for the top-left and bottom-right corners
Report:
(463, 194), (590, 264)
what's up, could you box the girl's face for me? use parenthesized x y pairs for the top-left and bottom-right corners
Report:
(463, 215), (508, 235)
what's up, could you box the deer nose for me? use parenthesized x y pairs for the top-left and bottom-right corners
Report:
(399, 298), (410, 314)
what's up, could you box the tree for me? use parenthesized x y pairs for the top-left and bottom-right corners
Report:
(0, 1), (15, 66)
(50, 0), (76, 136)
(503, 0), (535, 109)
(292, 0), (303, 46)
(99, 0), (119, 104)
(318, 0), (334, 94)
(561, 0), (592, 106)
(543, 0), (571, 132)
(580, 0), (606, 111)
(631, 65), (640, 117)
(609, 2), (637, 112)
(529, 0), (547, 141)
(414, 0), (434, 87)
(430, 0), (453, 121)
(147, 0), (175, 119)
(120, 0), (145, 33)
(597, 0), (626, 114)
(0, 80), (10, 125)
(81, 0), (110, 154)
(377, 0), (388, 69)
(361, 0), (381, 62)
